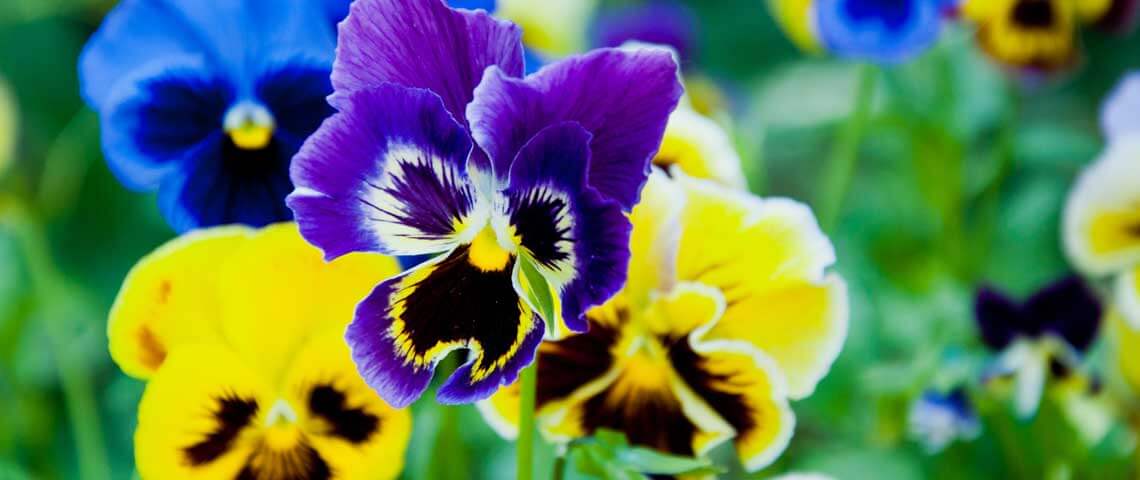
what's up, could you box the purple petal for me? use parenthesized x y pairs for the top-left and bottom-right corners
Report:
(593, 2), (698, 64)
(502, 123), (632, 332)
(974, 287), (1022, 351)
(347, 275), (436, 408)
(468, 47), (683, 210)
(287, 83), (477, 260)
(331, 0), (524, 124)
(1025, 276), (1103, 352)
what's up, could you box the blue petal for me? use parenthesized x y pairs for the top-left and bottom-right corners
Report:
(79, 0), (342, 109)
(100, 60), (233, 191)
(816, 0), (943, 63)
(449, 0), (497, 12)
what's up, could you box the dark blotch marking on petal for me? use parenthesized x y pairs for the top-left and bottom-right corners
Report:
(183, 396), (259, 466)
(236, 440), (331, 480)
(137, 326), (167, 372)
(308, 385), (380, 444)
(1011, 0), (1056, 28)
(535, 320), (619, 408)
(509, 187), (572, 269)
(400, 245), (524, 372)
(842, 0), (914, 30)
(669, 341), (757, 440)
(580, 374), (698, 456)
(369, 158), (475, 240)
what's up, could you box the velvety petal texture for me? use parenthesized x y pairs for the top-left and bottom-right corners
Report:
(288, 84), (479, 259)
(331, 0), (523, 122)
(80, 0), (348, 231)
(974, 278), (1102, 353)
(468, 48), (684, 210)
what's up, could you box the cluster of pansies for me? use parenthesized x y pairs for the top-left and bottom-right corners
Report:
(82, 0), (851, 477)
(768, 0), (1139, 70)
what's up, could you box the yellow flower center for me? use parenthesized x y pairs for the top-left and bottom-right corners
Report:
(261, 399), (302, 450)
(224, 102), (276, 150)
(468, 225), (512, 272)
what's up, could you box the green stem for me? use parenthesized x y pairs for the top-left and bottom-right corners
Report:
(818, 64), (878, 231)
(551, 451), (566, 480)
(0, 200), (109, 479)
(517, 362), (538, 480)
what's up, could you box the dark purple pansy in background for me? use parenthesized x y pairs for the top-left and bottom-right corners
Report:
(79, 0), (350, 232)
(593, 1), (697, 65)
(974, 276), (1102, 418)
(286, 0), (683, 407)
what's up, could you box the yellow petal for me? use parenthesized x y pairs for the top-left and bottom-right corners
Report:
(1064, 142), (1140, 276)
(498, 0), (597, 57)
(655, 106), (746, 190)
(1117, 266), (1140, 329)
(0, 77), (15, 178)
(675, 174), (847, 399)
(1112, 311), (1140, 395)
(1075, 0), (1113, 24)
(284, 326), (412, 480)
(218, 223), (400, 380)
(966, 0), (1077, 70)
(135, 344), (269, 480)
(108, 226), (254, 379)
(626, 171), (686, 309)
(767, 0), (822, 53)
(684, 341), (795, 471)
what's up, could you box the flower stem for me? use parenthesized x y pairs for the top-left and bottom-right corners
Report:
(552, 451), (566, 480)
(818, 63), (878, 231)
(517, 362), (538, 480)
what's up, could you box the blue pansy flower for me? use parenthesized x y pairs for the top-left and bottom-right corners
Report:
(593, 1), (698, 65)
(816, 0), (947, 63)
(79, 0), (349, 232)
(286, 0), (682, 407)
(975, 276), (1102, 418)
(908, 388), (981, 454)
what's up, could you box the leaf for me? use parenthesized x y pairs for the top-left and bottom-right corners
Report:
(518, 255), (556, 326)
(615, 446), (721, 476)
(568, 429), (721, 479)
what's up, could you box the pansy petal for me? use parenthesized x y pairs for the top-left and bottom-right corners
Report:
(593, 3), (697, 64)
(817, 0), (944, 63)
(217, 223), (400, 378)
(108, 226), (253, 379)
(975, 287), (1023, 351)
(675, 175), (847, 399)
(1117, 267), (1140, 329)
(499, 122), (632, 331)
(768, 0), (824, 52)
(135, 345), (268, 479)
(284, 326), (412, 480)
(1101, 72), (1140, 141)
(99, 59), (233, 191)
(1111, 311), (1140, 394)
(626, 171), (685, 307)
(478, 318), (625, 440)
(348, 248), (543, 407)
(655, 106), (747, 189)
(288, 84), (479, 259)
(964, 0), (1078, 71)
(331, 0), (523, 122)
(79, 0), (340, 110)
(1024, 277), (1103, 353)
(468, 47), (683, 210)
(1063, 141), (1140, 276)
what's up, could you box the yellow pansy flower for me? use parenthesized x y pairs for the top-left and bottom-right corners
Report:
(962, 0), (1079, 71)
(768, 0), (824, 53)
(110, 223), (411, 480)
(497, 0), (598, 57)
(654, 104), (747, 190)
(479, 172), (848, 471)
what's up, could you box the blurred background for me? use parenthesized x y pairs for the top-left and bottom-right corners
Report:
(1, 0), (1139, 478)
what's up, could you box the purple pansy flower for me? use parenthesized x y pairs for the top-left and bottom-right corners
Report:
(287, 0), (683, 407)
(974, 276), (1102, 418)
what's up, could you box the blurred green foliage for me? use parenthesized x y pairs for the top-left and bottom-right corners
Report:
(2, 0), (1139, 478)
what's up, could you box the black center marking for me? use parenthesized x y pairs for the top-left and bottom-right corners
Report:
(1012, 0), (1056, 28)
(236, 441), (331, 480)
(308, 385), (380, 444)
(509, 188), (571, 269)
(184, 396), (259, 466)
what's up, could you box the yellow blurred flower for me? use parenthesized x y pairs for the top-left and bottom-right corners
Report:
(109, 223), (411, 480)
(654, 104), (747, 190)
(479, 172), (848, 471)
(768, 0), (823, 53)
(962, 0), (1079, 71)
(498, 0), (598, 57)
(0, 78), (16, 177)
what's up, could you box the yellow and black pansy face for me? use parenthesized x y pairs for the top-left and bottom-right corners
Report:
(110, 223), (410, 479)
(136, 328), (411, 480)
(653, 105), (747, 190)
(964, 0), (1079, 71)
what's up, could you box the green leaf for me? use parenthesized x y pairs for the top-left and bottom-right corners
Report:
(518, 255), (556, 326)
(568, 429), (721, 479)
(615, 446), (721, 476)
